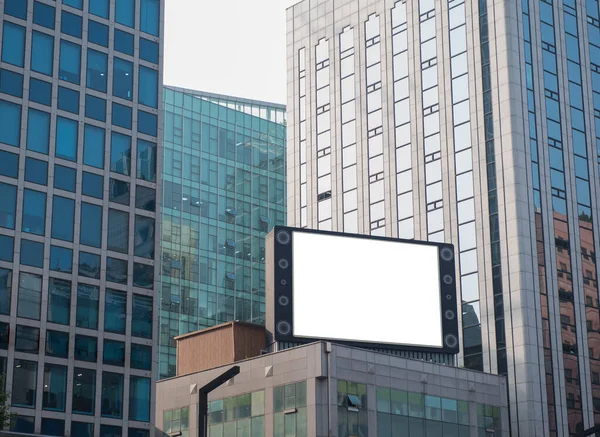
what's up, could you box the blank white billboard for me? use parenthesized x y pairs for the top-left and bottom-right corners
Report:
(292, 231), (443, 348)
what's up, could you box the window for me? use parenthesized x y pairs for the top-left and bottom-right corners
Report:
(76, 284), (99, 329)
(0, 236), (13, 263)
(50, 246), (73, 273)
(51, 196), (75, 241)
(79, 251), (101, 279)
(53, 197), (77, 244)
(88, 20), (109, 47)
(102, 372), (124, 418)
(0, 151), (18, 180)
(134, 216), (155, 259)
(63, 0), (82, 9)
(140, 0), (159, 36)
(85, 94), (106, 121)
(18, 273), (42, 320)
(26, 108), (50, 154)
(129, 429), (150, 437)
(101, 425), (123, 437)
(20, 239), (44, 268)
(137, 139), (157, 181)
(25, 157), (48, 185)
(61, 11), (82, 38)
(43, 364), (67, 411)
(132, 294), (152, 338)
(108, 209), (129, 253)
(110, 179), (130, 204)
(46, 330), (69, 358)
(115, 29), (135, 55)
(129, 377), (151, 422)
(58, 86), (80, 114)
(133, 263), (153, 289)
(0, 269), (12, 316)
(0, 68), (23, 97)
(48, 278), (71, 325)
(131, 344), (152, 370)
(0, 182), (17, 229)
(29, 78), (52, 106)
(0, 322), (8, 349)
(138, 110), (157, 137)
(11, 416), (35, 433)
(105, 289), (126, 333)
(111, 132), (132, 175)
(87, 49), (107, 92)
(41, 418), (65, 436)
(56, 117), (78, 161)
(139, 66), (158, 108)
(12, 360), (37, 407)
(80, 202), (102, 248)
(22, 189), (46, 235)
(33, 1), (55, 29)
(74, 335), (97, 362)
(73, 368), (96, 414)
(140, 38), (159, 64)
(31, 31), (54, 75)
(4, 0), (27, 19)
(2, 22), (25, 67)
(72, 422), (94, 437)
(15, 325), (40, 353)
(0, 100), (21, 147)
(83, 172), (104, 198)
(136, 186), (155, 211)
(103, 339), (125, 366)
(84, 124), (105, 168)
(116, 0), (135, 27)
(54, 164), (77, 192)
(114, 58), (133, 100)
(107, 257), (128, 285)
(164, 408), (190, 437)
(113, 102), (133, 129)
(59, 40), (81, 84)
(89, 0), (109, 18)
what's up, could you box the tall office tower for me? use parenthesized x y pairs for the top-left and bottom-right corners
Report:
(286, 0), (600, 435)
(159, 87), (286, 379)
(0, 0), (162, 435)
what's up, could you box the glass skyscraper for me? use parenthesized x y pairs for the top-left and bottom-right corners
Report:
(0, 0), (162, 435)
(159, 86), (286, 379)
(287, 0), (600, 435)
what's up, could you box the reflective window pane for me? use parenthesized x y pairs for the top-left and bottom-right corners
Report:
(12, 360), (37, 407)
(23, 189), (46, 235)
(76, 284), (99, 329)
(108, 209), (129, 254)
(83, 124), (105, 169)
(20, 239), (44, 268)
(103, 339), (125, 366)
(105, 289), (126, 333)
(0, 182), (17, 229)
(132, 294), (152, 339)
(55, 116), (78, 162)
(84, 92), (106, 120)
(131, 343), (152, 370)
(82, 172), (104, 199)
(137, 139), (156, 181)
(101, 372), (124, 418)
(110, 178), (131, 205)
(138, 66), (158, 108)
(129, 376), (151, 422)
(113, 57), (133, 100)
(135, 186), (155, 211)
(18, 273), (42, 320)
(88, 20), (109, 47)
(59, 40), (81, 84)
(42, 364), (67, 412)
(115, 29), (134, 56)
(0, 100), (21, 147)
(107, 257), (128, 285)
(140, 0), (159, 36)
(50, 246), (73, 273)
(112, 102), (133, 129)
(26, 108), (50, 154)
(61, 11), (82, 38)
(134, 215), (155, 258)
(33, 1), (55, 29)
(54, 164), (77, 192)
(111, 132), (131, 175)
(15, 325), (39, 353)
(48, 278), (71, 325)
(25, 157), (48, 185)
(73, 368), (96, 414)
(74, 335), (97, 362)
(46, 330), (69, 358)
(80, 202), (102, 248)
(29, 78), (52, 106)
(116, 0), (135, 27)
(0, 68), (23, 97)
(2, 23), (26, 67)
(79, 251), (101, 279)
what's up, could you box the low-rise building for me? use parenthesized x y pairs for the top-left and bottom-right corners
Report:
(156, 342), (508, 437)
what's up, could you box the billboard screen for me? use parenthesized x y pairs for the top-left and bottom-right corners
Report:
(269, 227), (459, 353)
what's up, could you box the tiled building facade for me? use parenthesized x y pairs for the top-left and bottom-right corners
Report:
(0, 0), (163, 435)
(286, 0), (600, 435)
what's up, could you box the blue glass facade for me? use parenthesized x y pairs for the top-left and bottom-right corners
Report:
(159, 87), (286, 378)
(0, 0), (163, 434)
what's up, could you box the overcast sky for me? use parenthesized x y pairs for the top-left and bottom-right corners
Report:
(164, 0), (298, 105)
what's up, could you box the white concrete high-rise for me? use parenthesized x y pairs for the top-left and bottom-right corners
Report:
(286, 0), (600, 435)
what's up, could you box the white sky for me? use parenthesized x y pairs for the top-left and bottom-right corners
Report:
(164, 0), (299, 106)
